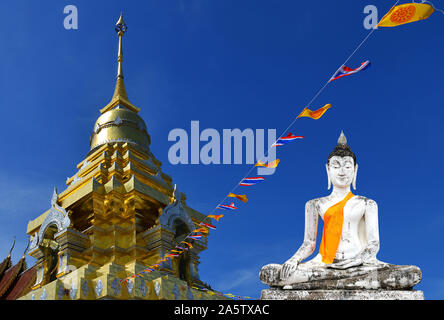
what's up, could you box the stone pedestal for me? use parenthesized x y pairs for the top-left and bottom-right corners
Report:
(261, 288), (424, 300)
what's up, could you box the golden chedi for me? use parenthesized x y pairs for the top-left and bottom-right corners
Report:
(19, 14), (223, 300)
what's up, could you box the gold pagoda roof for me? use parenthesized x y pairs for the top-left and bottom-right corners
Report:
(90, 108), (151, 152)
(89, 13), (149, 153)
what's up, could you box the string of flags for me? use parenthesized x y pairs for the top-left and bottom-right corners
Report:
(120, 1), (439, 299)
(119, 102), (332, 298)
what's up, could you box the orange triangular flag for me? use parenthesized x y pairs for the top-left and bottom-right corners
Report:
(255, 159), (280, 168)
(227, 193), (248, 203)
(297, 104), (331, 120)
(193, 227), (209, 234)
(377, 3), (434, 27)
(208, 214), (224, 221)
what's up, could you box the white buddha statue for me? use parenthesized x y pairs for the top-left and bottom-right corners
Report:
(260, 132), (421, 290)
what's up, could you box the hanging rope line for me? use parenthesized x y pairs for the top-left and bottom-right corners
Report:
(186, 0), (396, 243)
(121, 0), (431, 300)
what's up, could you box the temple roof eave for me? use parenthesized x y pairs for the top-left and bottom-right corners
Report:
(126, 175), (170, 205)
(0, 256), (12, 279)
(0, 257), (27, 299)
(4, 266), (36, 300)
(100, 96), (140, 114)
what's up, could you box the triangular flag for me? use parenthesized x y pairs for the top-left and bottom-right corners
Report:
(378, 3), (434, 27)
(208, 214), (224, 221)
(297, 104), (331, 120)
(255, 159), (280, 168)
(227, 193), (248, 203)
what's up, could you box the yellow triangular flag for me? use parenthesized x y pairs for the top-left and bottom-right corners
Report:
(297, 104), (331, 120)
(227, 193), (248, 203)
(193, 227), (209, 234)
(255, 159), (280, 168)
(208, 214), (224, 221)
(378, 3), (434, 27)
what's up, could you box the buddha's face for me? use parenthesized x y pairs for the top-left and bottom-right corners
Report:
(327, 156), (356, 188)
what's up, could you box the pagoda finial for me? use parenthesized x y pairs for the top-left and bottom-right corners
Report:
(112, 12), (129, 101)
(115, 12), (127, 80)
(100, 13), (140, 114)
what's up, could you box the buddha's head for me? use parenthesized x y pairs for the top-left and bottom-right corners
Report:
(326, 131), (358, 190)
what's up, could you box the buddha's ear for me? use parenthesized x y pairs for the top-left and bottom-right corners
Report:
(326, 163), (331, 190)
(352, 164), (358, 190)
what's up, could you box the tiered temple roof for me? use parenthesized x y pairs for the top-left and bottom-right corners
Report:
(0, 241), (35, 300)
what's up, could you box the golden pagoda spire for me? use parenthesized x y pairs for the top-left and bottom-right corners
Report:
(113, 12), (128, 100)
(100, 12), (140, 114)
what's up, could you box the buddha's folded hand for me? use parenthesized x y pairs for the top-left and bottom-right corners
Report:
(328, 257), (363, 269)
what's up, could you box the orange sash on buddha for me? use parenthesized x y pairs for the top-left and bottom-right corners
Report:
(319, 191), (354, 264)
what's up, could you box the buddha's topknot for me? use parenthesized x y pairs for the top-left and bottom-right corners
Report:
(327, 131), (356, 165)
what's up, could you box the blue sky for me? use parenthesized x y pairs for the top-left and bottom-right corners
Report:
(0, 0), (443, 299)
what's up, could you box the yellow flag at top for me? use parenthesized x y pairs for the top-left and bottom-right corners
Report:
(297, 104), (331, 120)
(377, 3), (434, 27)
